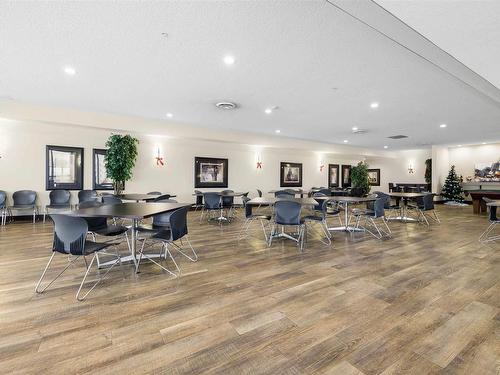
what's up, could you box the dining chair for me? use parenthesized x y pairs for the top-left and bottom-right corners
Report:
(0, 190), (7, 226)
(269, 200), (305, 251)
(353, 196), (392, 239)
(44, 190), (71, 223)
(302, 196), (332, 245)
(238, 196), (271, 241)
(78, 190), (99, 204)
(35, 214), (121, 301)
(274, 190), (294, 199)
(479, 198), (499, 243)
(200, 192), (222, 224)
(8, 190), (38, 224)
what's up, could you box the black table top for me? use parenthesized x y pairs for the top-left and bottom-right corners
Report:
(193, 192), (246, 197)
(328, 196), (377, 203)
(67, 202), (190, 219)
(247, 197), (317, 206)
(117, 194), (176, 201)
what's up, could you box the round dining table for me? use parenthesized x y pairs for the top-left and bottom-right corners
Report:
(315, 196), (377, 232)
(387, 192), (426, 222)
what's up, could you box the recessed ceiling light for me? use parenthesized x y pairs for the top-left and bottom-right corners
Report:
(458, 144), (462, 147)
(440, 124), (447, 128)
(343, 140), (348, 143)
(223, 55), (235, 65)
(352, 127), (358, 131)
(64, 66), (76, 75)
(370, 102), (379, 109)
(166, 113), (173, 118)
(383, 145), (388, 149)
(275, 129), (281, 134)
(265, 108), (273, 114)
(482, 142), (487, 145)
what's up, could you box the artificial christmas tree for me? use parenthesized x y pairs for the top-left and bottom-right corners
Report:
(441, 165), (464, 203)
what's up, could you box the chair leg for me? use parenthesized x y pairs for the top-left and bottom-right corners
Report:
(35, 253), (80, 294)
(268, 224), (275, 247)
(260, 219), (269, 242)
(76, 251), (120, 301)
(172, 236), (198, 262)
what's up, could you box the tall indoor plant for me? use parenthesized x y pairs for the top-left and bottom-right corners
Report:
(350, 161), (370, 196)
(104, 134), (139, 195)
(425, 158), (432, 191)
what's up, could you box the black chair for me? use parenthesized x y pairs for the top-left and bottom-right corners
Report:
(78, 201), (130, 268)
(8, 190), (38, 223)
(147, 191), (162, 195)
(353, 196), (391, 239)
(256, 189), (263, 197)
(274, 190), (294, 199)
(200, 192), (222, 224)
(317, 188), (332, 196)
(78, 190), (99, 204)
(410, 193), (440, 226)
(479, 198), (499, 243)
(102, 195), (122, 205)
(302, 195), (332, 245)
(35, 214), (121, 301)
(0, 190), (6, 226)
(220, 190), (235, 219)
(193, 190), (204, 211)
(137, 198), (178, 233)
(269, 200), (305, 251)
(238, 196), (271, 241)
(44, 190), (71, 223)
(373, 191), (400, 219)
(135, 207), (196, 276)
(154, 194), (171, 201)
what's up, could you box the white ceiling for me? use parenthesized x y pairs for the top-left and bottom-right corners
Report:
(375, 0), (500, 91)
(1, 0), (499, 150)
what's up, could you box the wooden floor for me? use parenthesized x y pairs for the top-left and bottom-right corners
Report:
(0, 205), (498, 374)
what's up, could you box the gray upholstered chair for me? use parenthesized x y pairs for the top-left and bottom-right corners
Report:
(44, 190), (71, 222)
(353, 196), (391, 239)
(78, 190), (98, 204)
(269, 200), (305, 251)
(35, 214), (121, 301)
(135, 207), (196, 276)
(302, 195), (332, 245)
(200, 192), (222, 224)
(274, 190), (294, 199)
(9, 190), (38, 223)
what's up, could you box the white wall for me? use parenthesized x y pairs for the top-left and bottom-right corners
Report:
(366, 149), (431, 192)
(449, 143), (500, 179)
(0, 118), (433, 208)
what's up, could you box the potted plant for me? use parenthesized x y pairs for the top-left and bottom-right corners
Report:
(350, 161), (370, 197)
(104, 134), (139, 195)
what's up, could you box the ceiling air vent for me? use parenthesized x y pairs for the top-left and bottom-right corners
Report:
(388, 135), (408, 139)
(352, 128), (368, 134)
(215, 102), (238, 110)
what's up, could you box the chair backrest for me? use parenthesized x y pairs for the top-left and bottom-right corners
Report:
(350, 187), (364, 197)
(147, 191), (162, 195)
(422, 193), (435, 210)
(49, 190), (71, 206)
(78, 201), (107, 231)
(203, 192), (221, 209)
(318, 188), (332, 196)
(221, 190), (234, 206)
(13, 190), (37, 206)
(388, 183), (394, 192)
(284, 189), (297, 195)
(372, 197), (386, 218)
(274, 190), (294, 199)
(152, 199), (178, 226)
(274, 200), (302, 225)
(153, 194), (171, 201)
(194, 190), (203, 205)
(312, 192), (327, 212)
(257, 189), (263, 197)
(168, 206), (189, 241)
(50, 214), (88, 255)
(372, 191), (391, 209)
(102, 196), (122, 205)
(0, 190), (6, 208)
(242, 192), (249, 198)
(78, 190), (98, 203)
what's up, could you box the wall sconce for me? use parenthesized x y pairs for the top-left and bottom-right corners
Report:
(155, 147), (164, 166)
(319, 160), (325, 172)
(408, 163), (415, 174)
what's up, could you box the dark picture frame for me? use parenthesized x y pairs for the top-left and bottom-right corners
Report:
(46, 145), (84, 190)
(92, 148), (114, 190)
(280, 162), (303, 187)
(367, 168), (381, 186)
(341, 165), (352, 188)
(194, 157), (228, 188)
(328, 164), (340, 188)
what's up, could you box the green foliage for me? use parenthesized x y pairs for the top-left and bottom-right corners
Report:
(104, 134), (139, 194)
(441, 165), (464, 202)
(425, 158), (432, 184)
(351, 161), (370, 196)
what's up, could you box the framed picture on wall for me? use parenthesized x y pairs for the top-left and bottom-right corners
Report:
(328, 164), (340, 188)
(92, 149), (114, 190)
(46, 145), (84, 190)
(367, 168), (381, 186)
(194, 157), (228, 188)
(341, 165), (351, 187)
(280, 162), (302, 187)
